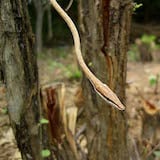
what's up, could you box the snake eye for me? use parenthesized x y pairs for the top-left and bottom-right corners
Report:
(94, 87), (124, 110)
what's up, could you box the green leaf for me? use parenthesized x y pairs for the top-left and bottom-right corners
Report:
(88, 62), (93, 67)
(133, 3), (143, 11)
(65, 66), (82, 80)
(154, 151), (160, 157)
(149, 75), (157, 86)
(40, 118), (49, 124)
(141, 34), (156, 44)
(41, 149), (51, 158)
(1, 108), (8, 114)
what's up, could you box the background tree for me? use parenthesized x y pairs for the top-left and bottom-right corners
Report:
(78, 0), (133, 159)
(47, 4), (53, 40)
(33, 0), (45, 53)
(0, 0), (53, 159)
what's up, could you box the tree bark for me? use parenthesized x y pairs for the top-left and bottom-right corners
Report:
(41, 84), (77, 160)
(136, 42), (153, 62)
(47, 4), (53, 40)
(33, 0), (44, 53)
(79, 0), (132, 159)
(0, 1), (53, 159)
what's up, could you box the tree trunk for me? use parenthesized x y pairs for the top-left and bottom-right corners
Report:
(0, 1), (53, 159)
(47, 4), (53, 40)
(41, 83), (77, 160)
(34, 0), (44, 53)
(79, 0), (132, 159)
(136, 42), (153, 62)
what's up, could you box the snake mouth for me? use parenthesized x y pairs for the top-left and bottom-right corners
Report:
(105, 97), (125, 111)
(95, 87), (125, 110)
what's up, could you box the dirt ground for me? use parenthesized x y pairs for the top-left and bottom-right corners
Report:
(0, 48), (160, 160)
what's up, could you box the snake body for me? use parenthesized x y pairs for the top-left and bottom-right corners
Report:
(50, 0), (125, 110)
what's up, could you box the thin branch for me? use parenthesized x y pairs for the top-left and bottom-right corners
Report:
(146, 142), (160, 158)
(75, 123), (87, 140)
(65, 0), (74, 11)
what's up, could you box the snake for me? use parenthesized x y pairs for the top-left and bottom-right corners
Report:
(50, 0), (125, 111)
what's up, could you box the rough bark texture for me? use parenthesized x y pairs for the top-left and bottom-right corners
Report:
(79, 0), (132, 159)
(0, 1), (53, 159)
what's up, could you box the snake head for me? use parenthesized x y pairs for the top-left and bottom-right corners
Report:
(94, 83), (125, 111)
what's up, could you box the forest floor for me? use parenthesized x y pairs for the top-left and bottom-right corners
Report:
(0, 47), (160, 160)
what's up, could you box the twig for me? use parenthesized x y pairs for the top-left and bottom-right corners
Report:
(65, 0), (74, 11)
(75, 123), (87, 140)
(132, 139), (141, 160)
(154, 74), (159, 94)
(146, 142), (160, 158)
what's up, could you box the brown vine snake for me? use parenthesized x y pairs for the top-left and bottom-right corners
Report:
(50, 0), (125, 111)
